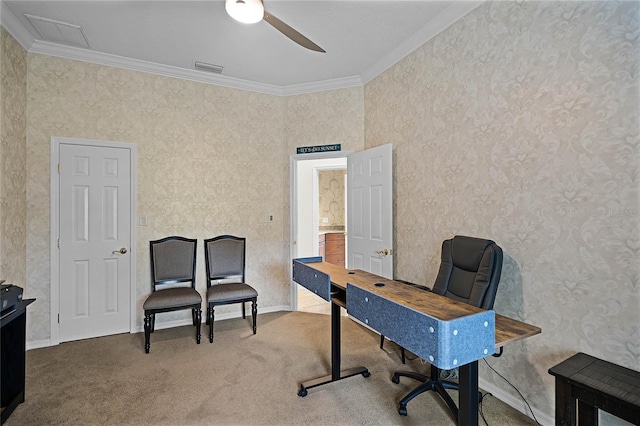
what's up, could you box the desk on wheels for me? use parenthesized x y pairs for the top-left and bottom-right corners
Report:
(293, 258), (540, 426)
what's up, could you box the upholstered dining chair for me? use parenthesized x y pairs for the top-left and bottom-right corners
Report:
(143, 236), (202, 354)
(204, 235), (258, 343)
(391, 235), (503, 419)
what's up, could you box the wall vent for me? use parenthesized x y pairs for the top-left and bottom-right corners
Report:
(194, 61), (223, 74)
(24, 13), (90, 48)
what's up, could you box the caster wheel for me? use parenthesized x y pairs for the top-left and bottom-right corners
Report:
(362, 371), (371, 378)
(398, 405), (407, 416)
(391, 374), (400, 384)
(298, 387), (308, 397)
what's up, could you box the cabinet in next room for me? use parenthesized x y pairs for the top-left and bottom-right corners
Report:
(319, 232), (345, 267)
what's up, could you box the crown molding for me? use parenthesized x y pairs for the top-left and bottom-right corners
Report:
(27, 39), (365, 97)
(1, 1), (35, 49)
(28, 40), (287, 96)
(282, 76), (363, 96)
(360, 1), (483, 85)
(3, 1), (481, 97)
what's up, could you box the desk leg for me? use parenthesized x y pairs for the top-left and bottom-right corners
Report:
(331, 301), (341, 380)
(577, 400), (597, 426)
(554, 377), (576, 426)
(458, 361), (479, 426)
(298, 301), (370, 397)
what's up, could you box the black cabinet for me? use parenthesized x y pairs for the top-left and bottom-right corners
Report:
(1, 299), (34, 424)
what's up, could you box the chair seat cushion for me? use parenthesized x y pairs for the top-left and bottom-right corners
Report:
(207, 283), (258, 304)
(143, 287), (202, 311)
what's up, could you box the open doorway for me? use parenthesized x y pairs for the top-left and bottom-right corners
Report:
(290, 154), (348, 315)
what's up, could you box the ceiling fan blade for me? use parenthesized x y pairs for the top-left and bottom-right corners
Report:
(263, 11), (325, 53)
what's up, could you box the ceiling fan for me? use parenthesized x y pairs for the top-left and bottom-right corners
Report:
(225, 0), (325, 53)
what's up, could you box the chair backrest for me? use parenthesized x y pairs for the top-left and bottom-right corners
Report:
(150, 236), (197, 290)
(204, 235), (246, 286)
(431, 235), (503, 310)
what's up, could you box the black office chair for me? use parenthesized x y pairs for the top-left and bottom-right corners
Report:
(391, 235), (503, 419)
(143, 236), (202, 354)
(204, 235), (258, 343)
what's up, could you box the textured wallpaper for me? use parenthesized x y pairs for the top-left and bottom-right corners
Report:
(0, 27), (27, 288)
(25, 55), (290, 340)
(318, 169), (347, 229)
(22, 53), (365, 342)
(282, 87), (365, 271)
(365, 0), (639, 418)
(5, 1), (638, 421)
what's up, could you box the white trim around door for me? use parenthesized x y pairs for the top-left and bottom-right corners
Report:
(289, 151), (352, 311)
(50, 136), (137, 345)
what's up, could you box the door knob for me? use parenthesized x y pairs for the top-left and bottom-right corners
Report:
(112, 247), (127, 255)
(376, 249), (389, 256)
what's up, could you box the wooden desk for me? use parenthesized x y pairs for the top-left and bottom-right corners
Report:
(1, 299), (35, 425)
(310, 261), (540, 349)
(292, 259), (540, 426)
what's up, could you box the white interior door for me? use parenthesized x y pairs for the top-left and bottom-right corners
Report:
(347, 144), (393, 279)
(58, 143), (132, 342)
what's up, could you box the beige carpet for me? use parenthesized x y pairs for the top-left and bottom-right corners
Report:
(7, 311), (536, 425)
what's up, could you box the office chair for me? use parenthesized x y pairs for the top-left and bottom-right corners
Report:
(391, 235), (503, 419)
(143, 236), (202, 353)
(204, 235), (258, 343)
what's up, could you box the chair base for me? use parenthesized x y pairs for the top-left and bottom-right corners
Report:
(391, 366), (459, 420)
(380, 335), (406, 364)
(208, 298), (257, 343)
(144, 307), (201, 354)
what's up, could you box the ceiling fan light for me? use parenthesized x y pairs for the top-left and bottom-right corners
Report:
(225, 0), (264, 24)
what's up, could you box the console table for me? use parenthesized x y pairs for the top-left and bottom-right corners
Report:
(549, 352), (640, 425)
(1, 299), (35, 425)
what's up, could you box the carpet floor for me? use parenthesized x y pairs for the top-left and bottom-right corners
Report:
(6, 311), (536, 425)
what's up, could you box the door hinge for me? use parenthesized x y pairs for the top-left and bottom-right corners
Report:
(57, 238), (60, 248)
(58, 313), (60, 323)
(58, 163), (60, 174)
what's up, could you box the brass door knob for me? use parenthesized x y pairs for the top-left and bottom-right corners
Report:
(112, 247), (127, 255)
(376, 249), (389, 256)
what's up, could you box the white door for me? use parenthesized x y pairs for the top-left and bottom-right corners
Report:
(347, 144), (393, 279)
(58, 143), (132, 342)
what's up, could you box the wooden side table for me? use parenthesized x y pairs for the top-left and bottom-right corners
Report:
(1, 299), (35, 424)
(548, 352), (640, 425)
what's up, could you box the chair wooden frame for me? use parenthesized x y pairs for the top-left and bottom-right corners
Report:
(143, 236), (202, 353)
(204, 235), (258, 343)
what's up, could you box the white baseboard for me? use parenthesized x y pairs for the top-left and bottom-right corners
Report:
(27, 306), (291, 349)
(26, 339), (53, 350)
(132, 304), (290, 333)
(479, 377), (553, 426)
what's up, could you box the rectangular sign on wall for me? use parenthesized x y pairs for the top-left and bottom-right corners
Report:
(297, 144), (341, 154)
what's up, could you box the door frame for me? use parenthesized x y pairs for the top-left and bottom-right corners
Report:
(49, 136), (137, 345)
(289, 151), (352, 311)
(311, 163), (348, 262)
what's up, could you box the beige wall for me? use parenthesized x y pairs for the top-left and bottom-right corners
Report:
(2, 0), (638, 420)
(25, 54), (292, 340)
(365, 0), (639, 418)
(19, 51), (364, 342)
(318, 169), (347, 230)
(0, 27), (27, 288)
(282, 87), (365, 262)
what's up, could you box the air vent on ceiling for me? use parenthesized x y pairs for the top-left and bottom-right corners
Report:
(24, 13), (90, 48)
(194, 61), (224, 74)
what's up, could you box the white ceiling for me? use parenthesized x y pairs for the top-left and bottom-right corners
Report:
(1, 1), (481, 95)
